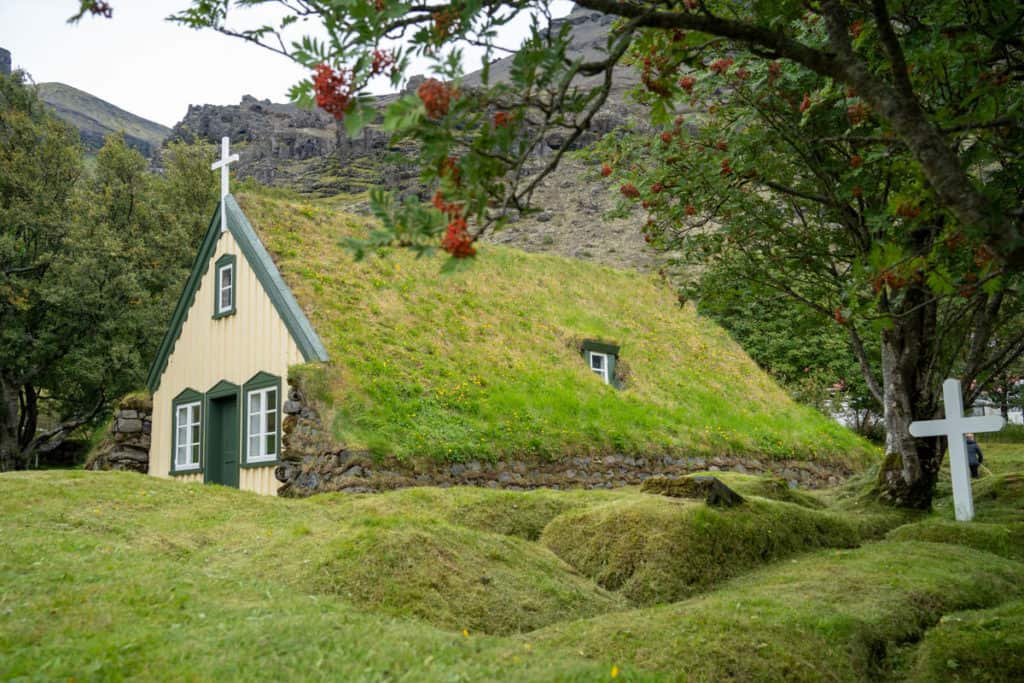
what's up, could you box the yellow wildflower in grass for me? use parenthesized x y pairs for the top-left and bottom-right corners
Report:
(611, 664), (619, 678)
(462, 629), (469, 637)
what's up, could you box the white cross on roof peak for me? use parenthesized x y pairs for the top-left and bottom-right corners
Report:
(211, 137), (239, 232)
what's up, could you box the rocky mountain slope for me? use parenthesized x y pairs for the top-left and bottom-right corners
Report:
(168, 6), (662, 272)
(36, 82), (171, 157)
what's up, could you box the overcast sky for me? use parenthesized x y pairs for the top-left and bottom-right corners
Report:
(1, 0), (574, 128)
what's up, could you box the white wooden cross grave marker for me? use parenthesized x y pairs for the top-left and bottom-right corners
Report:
(211, 136), (239, 233)
(909, 378), (1004, 522)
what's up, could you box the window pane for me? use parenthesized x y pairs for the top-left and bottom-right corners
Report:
(191, 443), (200, 465)
(590, 354), (603, 370)
(266, 434), (275, 458)
(249, 434), (261, 459)
(175, 444), (184, 466)
(249, 412), (260, 437)
(249, 392), (260, 416)
(265, 408), (275, 434)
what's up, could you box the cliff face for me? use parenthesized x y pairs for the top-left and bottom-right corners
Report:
(168, 6), (661, 273)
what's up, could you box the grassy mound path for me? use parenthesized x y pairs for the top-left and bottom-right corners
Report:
(2, 465), (1023, 681)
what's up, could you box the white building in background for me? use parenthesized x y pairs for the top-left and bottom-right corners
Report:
(970, 398), (1024, 425)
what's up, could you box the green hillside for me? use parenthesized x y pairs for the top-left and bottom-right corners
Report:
(2, 453), (1023, 680)
(237, 191), (874, 466)
(35, 82), (170, 156)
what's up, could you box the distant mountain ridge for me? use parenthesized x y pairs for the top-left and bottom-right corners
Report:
(36, 82), (170, 158)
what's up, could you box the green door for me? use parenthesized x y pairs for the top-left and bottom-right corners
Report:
(205, 394), (240, 488)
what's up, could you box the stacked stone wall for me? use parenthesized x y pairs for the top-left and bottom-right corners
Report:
(85, 395), (152, 473)
(275, 381), (853, 497)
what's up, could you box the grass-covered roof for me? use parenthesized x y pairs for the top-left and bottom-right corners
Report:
(237, 190), (875, 467)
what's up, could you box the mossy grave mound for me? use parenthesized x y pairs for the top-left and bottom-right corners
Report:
(539, 493), (877, 605)
(527, 541), (1024, 681)
(309, 516), (626, 635)
(908, 598), (1024, 682)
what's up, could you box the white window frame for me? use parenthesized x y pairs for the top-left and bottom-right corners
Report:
(216, 261), (234, 315)
(174, 401), (202, 471)
(246, 387), (278, 464)
(589, 352), (610, 384)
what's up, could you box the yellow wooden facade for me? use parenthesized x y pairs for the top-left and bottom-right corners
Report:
(150, 228), (306, 496)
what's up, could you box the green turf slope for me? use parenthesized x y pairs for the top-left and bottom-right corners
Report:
(238, 191), (874, 467)
(2, 469), (1023, 681)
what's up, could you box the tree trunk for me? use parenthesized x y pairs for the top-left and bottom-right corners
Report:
(0, 376), (25, 472)
(874, 291), (943, 509)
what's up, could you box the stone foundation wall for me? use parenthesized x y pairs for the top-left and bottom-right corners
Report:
(275, 382), (853, 497)
(85, 395), (152, 473)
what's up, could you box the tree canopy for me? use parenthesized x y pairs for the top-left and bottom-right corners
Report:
(0, 71), (216, 470)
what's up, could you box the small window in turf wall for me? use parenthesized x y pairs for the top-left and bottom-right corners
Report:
(582, 340), (620, 388)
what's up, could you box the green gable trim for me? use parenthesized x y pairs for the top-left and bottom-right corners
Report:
(170, 388), (204, 476)
(146, 205), (223, 393)
(206, 379), (240, 400)
(212, 253), (237, 320)
(241, 371), (281, 469)
(146, 196), (329, 393)
(224, 196), (328, 365)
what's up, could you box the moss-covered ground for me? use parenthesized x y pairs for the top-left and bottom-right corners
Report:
(3, 442), (1023, 681)
(236, 191), (874, 467)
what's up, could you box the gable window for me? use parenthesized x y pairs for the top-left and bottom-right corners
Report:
(171, 389), (203, 474)
(581, 340), (621, 388)
(243, 372), (281, 465)
(213, 254), (236, 319)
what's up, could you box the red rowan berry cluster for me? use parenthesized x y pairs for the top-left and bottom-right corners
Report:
(432, 9), (459, 41)
(641, 55), (673, 97)
(432, 192), (475, 257)
(442, 216), (475, 257)
(799, 93), (811, 113)
(313, 64), (355, 120)
(678, 76), (696, 94)
(438, 156), (461, 185)
(708, 57), (734, 75)
(620, 183), (641, 199)
(417, 78), (452, 118)
(601, 163), (612, 177)
(370, 49), (397, 77)
(847, 102), (869, 125)
(767, 61), (781, 85)
(493, 111), (512, 128)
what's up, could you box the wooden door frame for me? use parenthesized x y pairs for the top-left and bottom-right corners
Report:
(204, 380), (240, 488)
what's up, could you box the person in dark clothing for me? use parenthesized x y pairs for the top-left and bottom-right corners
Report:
(966, 433), (984, 478)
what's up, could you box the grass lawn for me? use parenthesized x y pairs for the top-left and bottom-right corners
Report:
(235, 191), (874, 467)
(1, 443), (1022, 680)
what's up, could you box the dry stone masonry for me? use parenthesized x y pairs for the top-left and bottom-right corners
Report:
(85, 395), (152, 473)
(275, 381), (853, 497)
